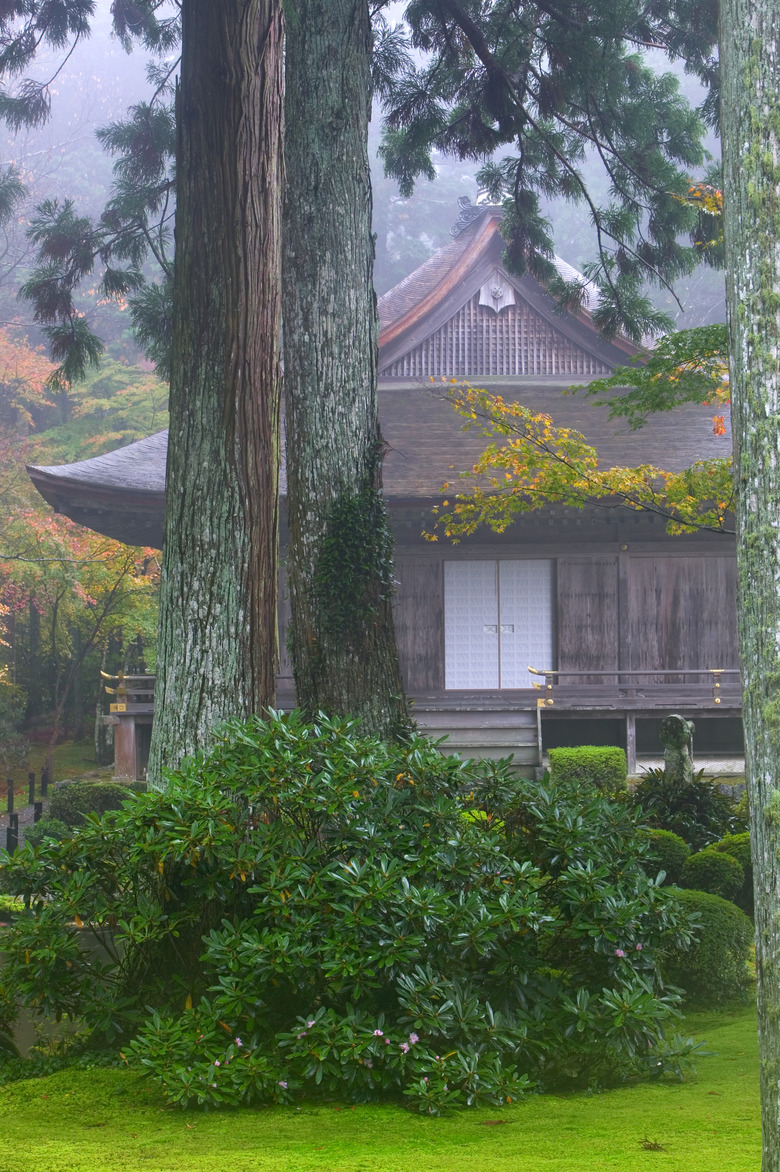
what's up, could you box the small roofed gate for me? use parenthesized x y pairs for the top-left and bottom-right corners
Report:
(101, 673), (155, 781)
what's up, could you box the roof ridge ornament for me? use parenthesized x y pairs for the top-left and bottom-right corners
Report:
(450, 195), (495, 238)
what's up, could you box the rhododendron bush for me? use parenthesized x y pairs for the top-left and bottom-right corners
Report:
(0, 713), (698, 1111)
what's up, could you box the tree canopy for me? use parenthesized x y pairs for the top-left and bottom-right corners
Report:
(379, 0), (718, 339)
(426, 380), (734, 541)
(0, 0), (723, 375)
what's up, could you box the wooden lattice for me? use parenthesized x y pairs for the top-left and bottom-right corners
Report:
(380, 293), (612, 379)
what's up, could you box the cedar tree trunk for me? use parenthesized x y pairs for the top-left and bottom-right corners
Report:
(147, 0), (284, 786)
(720, 2), (780, 1167)
(283, 0), (410, 738)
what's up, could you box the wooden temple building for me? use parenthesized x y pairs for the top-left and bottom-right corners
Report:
(28, 200), (740, 779)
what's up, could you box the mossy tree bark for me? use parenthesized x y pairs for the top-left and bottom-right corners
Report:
(720, 2), (780, 1166)
(147, 0), (284, 786)
(283, 0), (410, 739)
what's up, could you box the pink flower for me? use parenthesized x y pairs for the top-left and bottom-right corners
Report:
(297, 1032), (307, 1039)
(373, 1029), (384, 1036)
(408, 1033), (419, 1045)
(400, 1042), (409, 1053)
(278, 1080), (288, 1089)
(635, 943), (643, 951)
(384, 1038), (390, 1045)
(307, 1020), (315, 1027)
(235, 1037), (243, 1046)
(214, 1060), (221, 1066)
(615, 949), (626, 958)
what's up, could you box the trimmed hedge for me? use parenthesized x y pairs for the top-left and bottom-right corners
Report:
(663, 887), (754, 1002)
(547, 746), (627, 794)
(23, 818), (71, 849)
(681, 849), (744, 903)
(643, 829), (690, 885)
(712, 832), (753, 915)
(48, 781), (142, 828)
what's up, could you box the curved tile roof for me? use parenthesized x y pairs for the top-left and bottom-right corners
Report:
(29, 429), (168, 494)
(378, 228), (481, 333)
(27, 201), (730, 548)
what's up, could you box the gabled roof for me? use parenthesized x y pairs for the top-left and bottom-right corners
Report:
(377, 202), (640, 377)
(28, 200), (731, 548)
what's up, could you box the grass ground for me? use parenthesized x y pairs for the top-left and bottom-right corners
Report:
(4, 741), (111, 800)
(0, 1002), (760, 1172)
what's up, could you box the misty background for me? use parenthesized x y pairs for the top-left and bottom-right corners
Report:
(0, 1), (725, 373)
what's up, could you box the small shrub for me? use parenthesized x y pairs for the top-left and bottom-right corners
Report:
(662, 888), (754, 1002)
(712, 832), (753, 914)
(681, 849), (744, 902)
(23, 818), (71, 849)
(0, 894), (22, 920)
(643, 829), (690, 885)
(631, 767), (738, 850)
(0, 985), (19, 1059)
(547, 746), (627, 794)
(47, 781), (136, 828)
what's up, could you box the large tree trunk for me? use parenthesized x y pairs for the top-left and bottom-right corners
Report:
(283, 0), (410, 739)
(720, 3), (780, 1167)
(147, 0), (284, 786)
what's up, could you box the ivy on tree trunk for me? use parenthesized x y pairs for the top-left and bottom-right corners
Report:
(147, 0), (284, 786)
(721, 1), (780, 1166)
(283, 0), (410, 739)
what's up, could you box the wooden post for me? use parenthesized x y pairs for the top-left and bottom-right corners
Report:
(625, 713), (637, 776)
(6, 812), (18, 854)
(33, 801), (43, 823)
(41, 767), (48, 797)
(28, 771), (35, 805)
(536, 704), (543, 770)
(6, 778), (13, 814)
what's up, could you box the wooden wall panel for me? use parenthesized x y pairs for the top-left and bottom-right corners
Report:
(557, 556), (619, 682)
(394, 560), (443, 690)
(628, 555), (739, 681)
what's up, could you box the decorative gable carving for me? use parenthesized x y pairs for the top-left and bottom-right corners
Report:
(478, 269), (516, 313)
(379, 291), (613, 379)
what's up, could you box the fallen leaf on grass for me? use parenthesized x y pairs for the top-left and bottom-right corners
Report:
(640, 1138), (666, 1151)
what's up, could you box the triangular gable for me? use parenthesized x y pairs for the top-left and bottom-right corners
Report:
(378, 206), (639, 380)
(379, 278), (614, 379)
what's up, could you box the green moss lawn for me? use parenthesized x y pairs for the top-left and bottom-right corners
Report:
(6, 741), (111, 799)
(0, 1002), (759, 1172)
